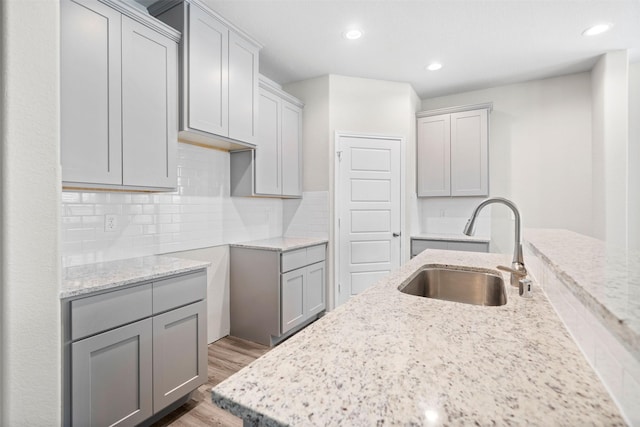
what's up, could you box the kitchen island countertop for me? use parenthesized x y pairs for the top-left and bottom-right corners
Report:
(212, 249), (625, 426)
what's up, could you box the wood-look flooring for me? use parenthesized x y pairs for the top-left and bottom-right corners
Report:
(151, 336), (270, 427)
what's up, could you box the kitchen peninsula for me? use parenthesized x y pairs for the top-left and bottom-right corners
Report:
(212, 249), (624, 426)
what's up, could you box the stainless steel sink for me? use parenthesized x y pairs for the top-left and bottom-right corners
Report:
(399, 267), (507, 306)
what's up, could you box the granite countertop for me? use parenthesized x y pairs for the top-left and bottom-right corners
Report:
(61, 255), (210, 299)
(411, 233), (491, 243)
(525, 228), (640, 360)
(212, 249), (624, 426)
(230, 236), (328, 252)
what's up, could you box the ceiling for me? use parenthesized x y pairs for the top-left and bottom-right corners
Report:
(149, 0), (640, 99)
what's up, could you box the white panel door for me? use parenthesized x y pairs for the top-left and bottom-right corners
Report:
(337, 135), (401, 305)
(188, 3), (228, 136)
(121, 16), (177, 189)
(417, 114), (451, 197)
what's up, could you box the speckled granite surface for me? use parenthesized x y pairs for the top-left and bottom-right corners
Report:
(61, 255), (210, 298)
(230, 237), (328, 252)
(411, 233), (490, 243)
(212, 249), (624, 426)
(525, 228), (640, 360)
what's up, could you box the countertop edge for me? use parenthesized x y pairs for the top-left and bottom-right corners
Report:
(524, 239), (640, 360)
(60, 256), (210, 299)
(411, 233), (491, 243)
(230, 237), (328, 252)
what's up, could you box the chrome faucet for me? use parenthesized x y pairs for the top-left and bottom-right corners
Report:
(463, 197), (527, 288)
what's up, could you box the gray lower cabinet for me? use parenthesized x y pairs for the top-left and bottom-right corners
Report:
(410, 238), (489, 257)
(65, 270), (207, 426)
(230, 244), (326, 346)
(281, 261), (326, 334)
(153, 300), (207, 413)
(72, 318), (153, 427)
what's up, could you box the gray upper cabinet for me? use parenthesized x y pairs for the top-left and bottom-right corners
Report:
(417, 104), (491, 197)
(61, 0), (179, 191)
(61, 0), (122, 186)
(151, 0), (261, 150)
(230, 77), (303, 198)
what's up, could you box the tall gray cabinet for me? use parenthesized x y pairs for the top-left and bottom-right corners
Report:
(150, 0), (261, 150)
(63, 270), (207, 427)
(61, 0), (179, 191)
(230, 76), (304, 198)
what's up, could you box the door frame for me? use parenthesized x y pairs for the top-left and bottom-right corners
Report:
(333, 131), (406, 308)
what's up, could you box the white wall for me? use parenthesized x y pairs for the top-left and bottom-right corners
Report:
(628, 62), (640, 250)
(287, 74), (420, 308)
(591, 51), (630, 248)
(421, 72), (593, 253)
(0, 0), (61, 425)
(285, 76), (331, 191)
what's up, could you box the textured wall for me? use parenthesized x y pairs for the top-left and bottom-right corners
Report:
(0, 0), (61, 424)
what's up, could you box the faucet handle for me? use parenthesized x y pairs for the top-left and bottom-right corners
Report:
(496, 265), (527, 277)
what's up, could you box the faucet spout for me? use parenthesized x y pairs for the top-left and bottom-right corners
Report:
(463, 197), (526, 287)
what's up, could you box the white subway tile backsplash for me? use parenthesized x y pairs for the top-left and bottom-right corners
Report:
(61, 143), (287, 267)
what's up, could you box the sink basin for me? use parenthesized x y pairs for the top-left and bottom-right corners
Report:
(399, 267), (506, 306)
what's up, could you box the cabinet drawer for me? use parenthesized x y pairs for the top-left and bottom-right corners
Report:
(153, 270), (206, 314)
(71, 283), (152, 341)
(281, 248), (307, 273)
(281, 245), (327, 273)
(306, 244), (326, 265)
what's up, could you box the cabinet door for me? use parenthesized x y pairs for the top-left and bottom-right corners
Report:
(417, 114), (451, 197)
(153, 300), (207, 412)
(72, 318), (152, 427)
(281, 101), (303, 197)
(255, 89), (281, 195)
(450, 109), (488, 196)
(228, 31), (259, 144)
(61, 0), (122, 185)
(305, 261), (325, 317)
(121, 16), (177, 189)
(281, 268), (305, 334)
(187, 3), (228, 136)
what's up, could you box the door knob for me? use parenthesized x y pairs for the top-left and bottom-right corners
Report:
(393, 232), (401, 237)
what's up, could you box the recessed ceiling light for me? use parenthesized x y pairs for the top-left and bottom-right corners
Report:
(426, 63), (442, 71)
(344, 29), (363, 40)
(582, 23), (613, 36)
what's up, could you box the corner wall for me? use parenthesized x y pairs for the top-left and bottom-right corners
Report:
(591, 51), (630, 248)
(628, 61), (640, 250)
(0, 0), (61, 424)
